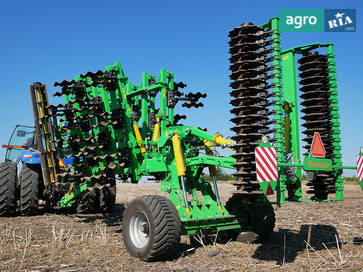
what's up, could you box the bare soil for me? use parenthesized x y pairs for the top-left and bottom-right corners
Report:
(0, 182), (362, 272)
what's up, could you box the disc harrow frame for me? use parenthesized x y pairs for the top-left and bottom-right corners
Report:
(0, 16), (360, 262)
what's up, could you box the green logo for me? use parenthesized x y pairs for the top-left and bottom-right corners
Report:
(280, 9), (324, 32)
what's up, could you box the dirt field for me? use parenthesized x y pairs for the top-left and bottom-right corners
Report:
(0, 182), (362, 272)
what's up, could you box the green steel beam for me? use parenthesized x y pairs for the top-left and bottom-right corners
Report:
(281, 50), (302, 200)
(281, 43), (333, 55)
(50, 20), (353, 240)
(327, 44), (344, 200)
(185, 155), (236, 169)
(268, 17), (287, 204)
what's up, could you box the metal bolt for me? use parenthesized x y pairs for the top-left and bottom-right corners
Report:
(216, 211), (219, 215)
(165, 186), (170, 192)
(142, 168), (146, 172)
(182, 213), (186, 217)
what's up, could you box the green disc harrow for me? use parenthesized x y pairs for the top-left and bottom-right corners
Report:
(0, 17), (360, 261)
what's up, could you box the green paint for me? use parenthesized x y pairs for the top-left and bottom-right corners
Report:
(304, 157), (333, 171)
(267, 17), (287, 204)
(51, 61), (248, 234)
(259, 181), (277, 195)
(49, 17), (357, 239)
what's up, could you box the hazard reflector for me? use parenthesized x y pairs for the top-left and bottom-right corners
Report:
(59, 159), (65, 167)
(357, 156), (363, 181)
(255, 147), (278, 182)
(310, 132), (326, 158)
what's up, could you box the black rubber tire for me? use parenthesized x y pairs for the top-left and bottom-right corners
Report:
(20, 164), (41, 216)
(224, 195), (275, 242)
(0, 162), (17, 216)
(122, 195), (181, 261)
(99, 182), (116, 214)
(76, 188), (99, 214)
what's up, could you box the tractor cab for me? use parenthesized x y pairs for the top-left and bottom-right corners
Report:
(3, 125), (39, 165)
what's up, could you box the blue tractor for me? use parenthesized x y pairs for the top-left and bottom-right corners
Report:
(0, 84), (116, 216)
(0, 125), (42, 216)
(0, 125), (74, 216)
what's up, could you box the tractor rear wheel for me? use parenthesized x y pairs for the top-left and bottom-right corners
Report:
(0, 162), (18, 216)
(122, 195), (181, 261)
(224, 195), (275, 243)
(20, 164), (41, 216)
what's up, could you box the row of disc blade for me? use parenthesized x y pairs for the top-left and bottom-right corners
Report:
(298, 52), (336, 199)
(52, 69), (129, 184)
(229, 22), (275, 195)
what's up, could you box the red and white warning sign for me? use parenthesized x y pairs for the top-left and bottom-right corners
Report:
(255, 147), (278, 182)
(310, 132), (326, 158)
(357, 156), (363, 181)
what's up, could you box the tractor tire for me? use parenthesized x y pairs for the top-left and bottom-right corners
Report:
(20, 164), (41, 216)
(122, 195), (181, 261)
(76, 188), (99, 214)
(0, 162), (18, 216)
(224, 195), (275, 243)
(99, 182), (116, 214)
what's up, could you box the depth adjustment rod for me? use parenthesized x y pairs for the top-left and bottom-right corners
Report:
(172, 131), (191, 217)
(204, 140), (224, 214)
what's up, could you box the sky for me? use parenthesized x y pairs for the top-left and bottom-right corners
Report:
(0, 0), (361, 176)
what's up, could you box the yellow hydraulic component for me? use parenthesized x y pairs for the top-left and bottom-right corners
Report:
(204, 139), (224, 214)
(213, 133), (233, 149)
(203, 139), (213, 151)
(35, 86), (56, 183)
(68, 183), (75, 193)
(35, 89), (45, 118)
(133, 122), (146, 155)
(152, 116), (160, 142)
(203, 140), (217, 176)
(59, 159), (65, 167)
(185, 207), (192, 217)
(172, 131), (191, 217)
(172, 132), (185, 176)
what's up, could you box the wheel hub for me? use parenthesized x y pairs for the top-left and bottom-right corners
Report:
(129, 210), (150, 248)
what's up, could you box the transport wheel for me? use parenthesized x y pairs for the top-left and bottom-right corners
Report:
(224, 195), (275, 242)
(20, 164), (41, 216)
(0, 162), (18, 216)
(122, 195), (181, 261)
(76, 188), (99, 214)
(99, 181), (116, 213)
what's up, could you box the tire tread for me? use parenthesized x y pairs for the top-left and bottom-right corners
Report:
(20, 164), (40, 216)
(0, 162), (17, 216)
(123, 195), (181, 261)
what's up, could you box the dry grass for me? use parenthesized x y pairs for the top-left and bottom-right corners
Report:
(0, 183), (361, 271)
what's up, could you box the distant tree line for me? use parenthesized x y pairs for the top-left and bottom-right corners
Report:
(203, 167), (236, 181)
